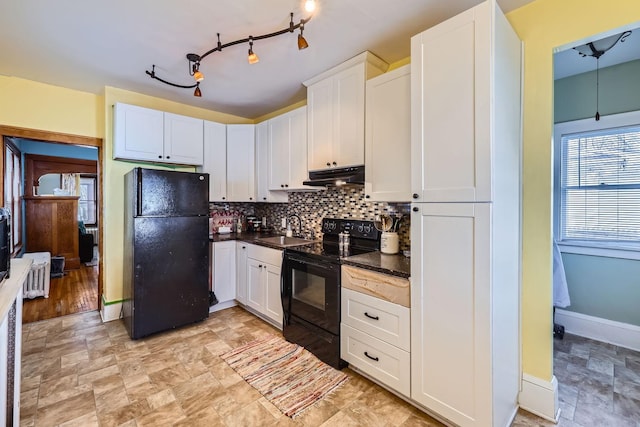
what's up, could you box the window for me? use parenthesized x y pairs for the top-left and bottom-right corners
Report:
(78, 175), (97, 226)
(554, 111), (640, 257)
(3, 140), (22, 255)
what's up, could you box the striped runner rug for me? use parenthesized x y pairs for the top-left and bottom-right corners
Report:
(220, 335), (349, 417)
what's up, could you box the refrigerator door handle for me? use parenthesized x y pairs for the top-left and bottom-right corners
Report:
(136, 171), (143, 217)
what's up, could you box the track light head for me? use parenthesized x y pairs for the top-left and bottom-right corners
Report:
(298, 23), (309, 50)
(194, 83), (202, 97)
(248, 37), (259, 64)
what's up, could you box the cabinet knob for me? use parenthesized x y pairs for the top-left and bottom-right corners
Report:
(332, 161), (337, 166)
(412, 207), (419, 212)
(249, 197), (253, 200)
(412, 193), (419, 199)
(222, 197), (226, 200)
(158, 155), (162, 159)
(263, 197), (267, 201)
(284, 184), (288, 188)
(242, 246), (246, 249)
(258, 264), (262, 268)
(326, 162), (331, 167)
(281, 184), (284, 188)
(365, 195), (370, 199)
(166, 156), (170, 159)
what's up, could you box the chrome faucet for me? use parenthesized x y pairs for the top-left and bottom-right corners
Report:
(287, 214), (303, 238)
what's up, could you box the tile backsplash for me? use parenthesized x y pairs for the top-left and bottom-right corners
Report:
(210, 186), (411, 251)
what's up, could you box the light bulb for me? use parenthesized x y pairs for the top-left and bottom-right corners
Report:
(305, 0), (315, 13)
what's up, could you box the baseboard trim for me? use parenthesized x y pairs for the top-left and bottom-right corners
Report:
(100, 302), (123, 322)
(518, 374), (559, 422)
(555, 309), (640, 352)
(209, 300), (237, 313)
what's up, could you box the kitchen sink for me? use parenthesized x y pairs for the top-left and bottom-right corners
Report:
(255, 236), (316, 248)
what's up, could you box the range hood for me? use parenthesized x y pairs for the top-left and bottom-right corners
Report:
(303, 165), (365, 187)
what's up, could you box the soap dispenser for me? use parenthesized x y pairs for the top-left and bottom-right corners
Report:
(285, 221), (293, 238)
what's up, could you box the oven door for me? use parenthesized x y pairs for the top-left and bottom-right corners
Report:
(281, 251), (341, 335)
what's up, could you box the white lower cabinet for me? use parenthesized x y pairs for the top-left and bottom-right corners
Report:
(236, 242), (248, 304)
(245, 244), (283, 328)
(210, 241), (237, 312)
(340, 281), (411, 398)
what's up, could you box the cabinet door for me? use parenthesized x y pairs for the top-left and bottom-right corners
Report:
(164, 113), (204, 165)
(264, 262), (283, 328)
(287, 106), (310, 190)
(268, 113), (291, 190)
(255, 121), (270, 202)
(202, 120), (227, 202)
(410, 202), (491, 426)
(411, 6), (491, 203)
(236, 242), (248, 304)
(307, 78), (334, 171)
(213, 241), (236, 304)
(113, 103), (164, 162)
(226, 125), (255, 202)
(246, 258), (265, 313)
(365, 65), (411, 202)
(332, 63), (366, 168)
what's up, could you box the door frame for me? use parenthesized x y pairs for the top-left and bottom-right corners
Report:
(0, 125), (104, 310)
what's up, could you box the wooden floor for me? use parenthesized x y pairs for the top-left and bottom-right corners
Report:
(22, 259), (99, 324)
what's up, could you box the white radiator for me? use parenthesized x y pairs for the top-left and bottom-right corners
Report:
(22, 252), (51, 299)
(86, 227), (99, 245)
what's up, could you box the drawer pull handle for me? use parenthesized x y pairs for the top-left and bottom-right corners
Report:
(364, 312), (379, 320)
(364, 351), (379, 362)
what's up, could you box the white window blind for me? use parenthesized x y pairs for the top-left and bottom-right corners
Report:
(560, 125), (640, 245)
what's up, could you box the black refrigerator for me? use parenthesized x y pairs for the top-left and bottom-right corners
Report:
(123, 168), (210, 339)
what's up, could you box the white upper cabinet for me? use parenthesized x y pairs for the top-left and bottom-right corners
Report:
(256, 121), (287, 202)
(364, 64), (411, 202)
(304, 52), (388, 171)
(410, 0), (522, 203)
(164, 113), (205, 165)
(113, 103), (204, 166)
(202, 120), (227, 202)
(267, 106), (310, 191)
(226, 124), (255, 202)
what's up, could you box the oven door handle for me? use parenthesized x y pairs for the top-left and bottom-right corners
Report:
(286, 254), (340, 272)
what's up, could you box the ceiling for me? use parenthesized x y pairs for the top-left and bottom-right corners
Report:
(554, 27), (640, 80)
(0, 0), (538, 119)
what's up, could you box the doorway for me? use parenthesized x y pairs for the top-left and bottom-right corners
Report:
(0, 125), (103, 323)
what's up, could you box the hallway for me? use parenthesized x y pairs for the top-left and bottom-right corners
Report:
(22, 260), (99, 324)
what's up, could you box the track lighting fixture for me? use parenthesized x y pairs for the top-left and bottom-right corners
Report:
(247, 37), (259, 64)
(298, 23), (309, 50)
(573, 30), (631, 121)
(145, 8), (314, 98)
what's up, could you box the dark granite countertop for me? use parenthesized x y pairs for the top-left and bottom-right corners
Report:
(342, 251), (411, 279)
(209, 231), (319, 251)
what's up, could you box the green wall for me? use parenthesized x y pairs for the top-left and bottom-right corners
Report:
(554, 59), (640, 327)
(561, 253), (640, 326)
(555, 59), (640, 123)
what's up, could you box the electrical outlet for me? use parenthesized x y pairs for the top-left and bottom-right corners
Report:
(281, 218), (287, 229)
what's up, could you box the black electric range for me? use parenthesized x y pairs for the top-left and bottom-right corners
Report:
(284, 218), (381, 262)
(281, 218), (380, 369)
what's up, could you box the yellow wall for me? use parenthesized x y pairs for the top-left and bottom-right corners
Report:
(506, 0), (640, 380)
(102, 87), (252, 302)
(0, 76), (104, 137)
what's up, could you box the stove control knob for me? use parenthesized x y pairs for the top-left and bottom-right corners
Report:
(364, 224), (372, 233)
(358, 224), (364, 233)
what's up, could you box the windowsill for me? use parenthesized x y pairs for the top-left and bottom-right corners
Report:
(557, 241), (640, 261)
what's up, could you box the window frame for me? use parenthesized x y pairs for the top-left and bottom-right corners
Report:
(78, 174), (97, 227)
(3, 139), (23, 256)
(554, 110), (640, 260)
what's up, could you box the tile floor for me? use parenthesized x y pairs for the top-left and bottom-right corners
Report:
(20, 307), (640, 426)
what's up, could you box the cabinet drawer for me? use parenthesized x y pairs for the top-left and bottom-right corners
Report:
(247, 244), (282, 267)
(341, 324), (410, 397)
(341, 287), (410, 351)
(342, 265), (410, 307)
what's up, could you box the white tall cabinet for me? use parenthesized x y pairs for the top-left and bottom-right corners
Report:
(410, 1), (522, 426)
